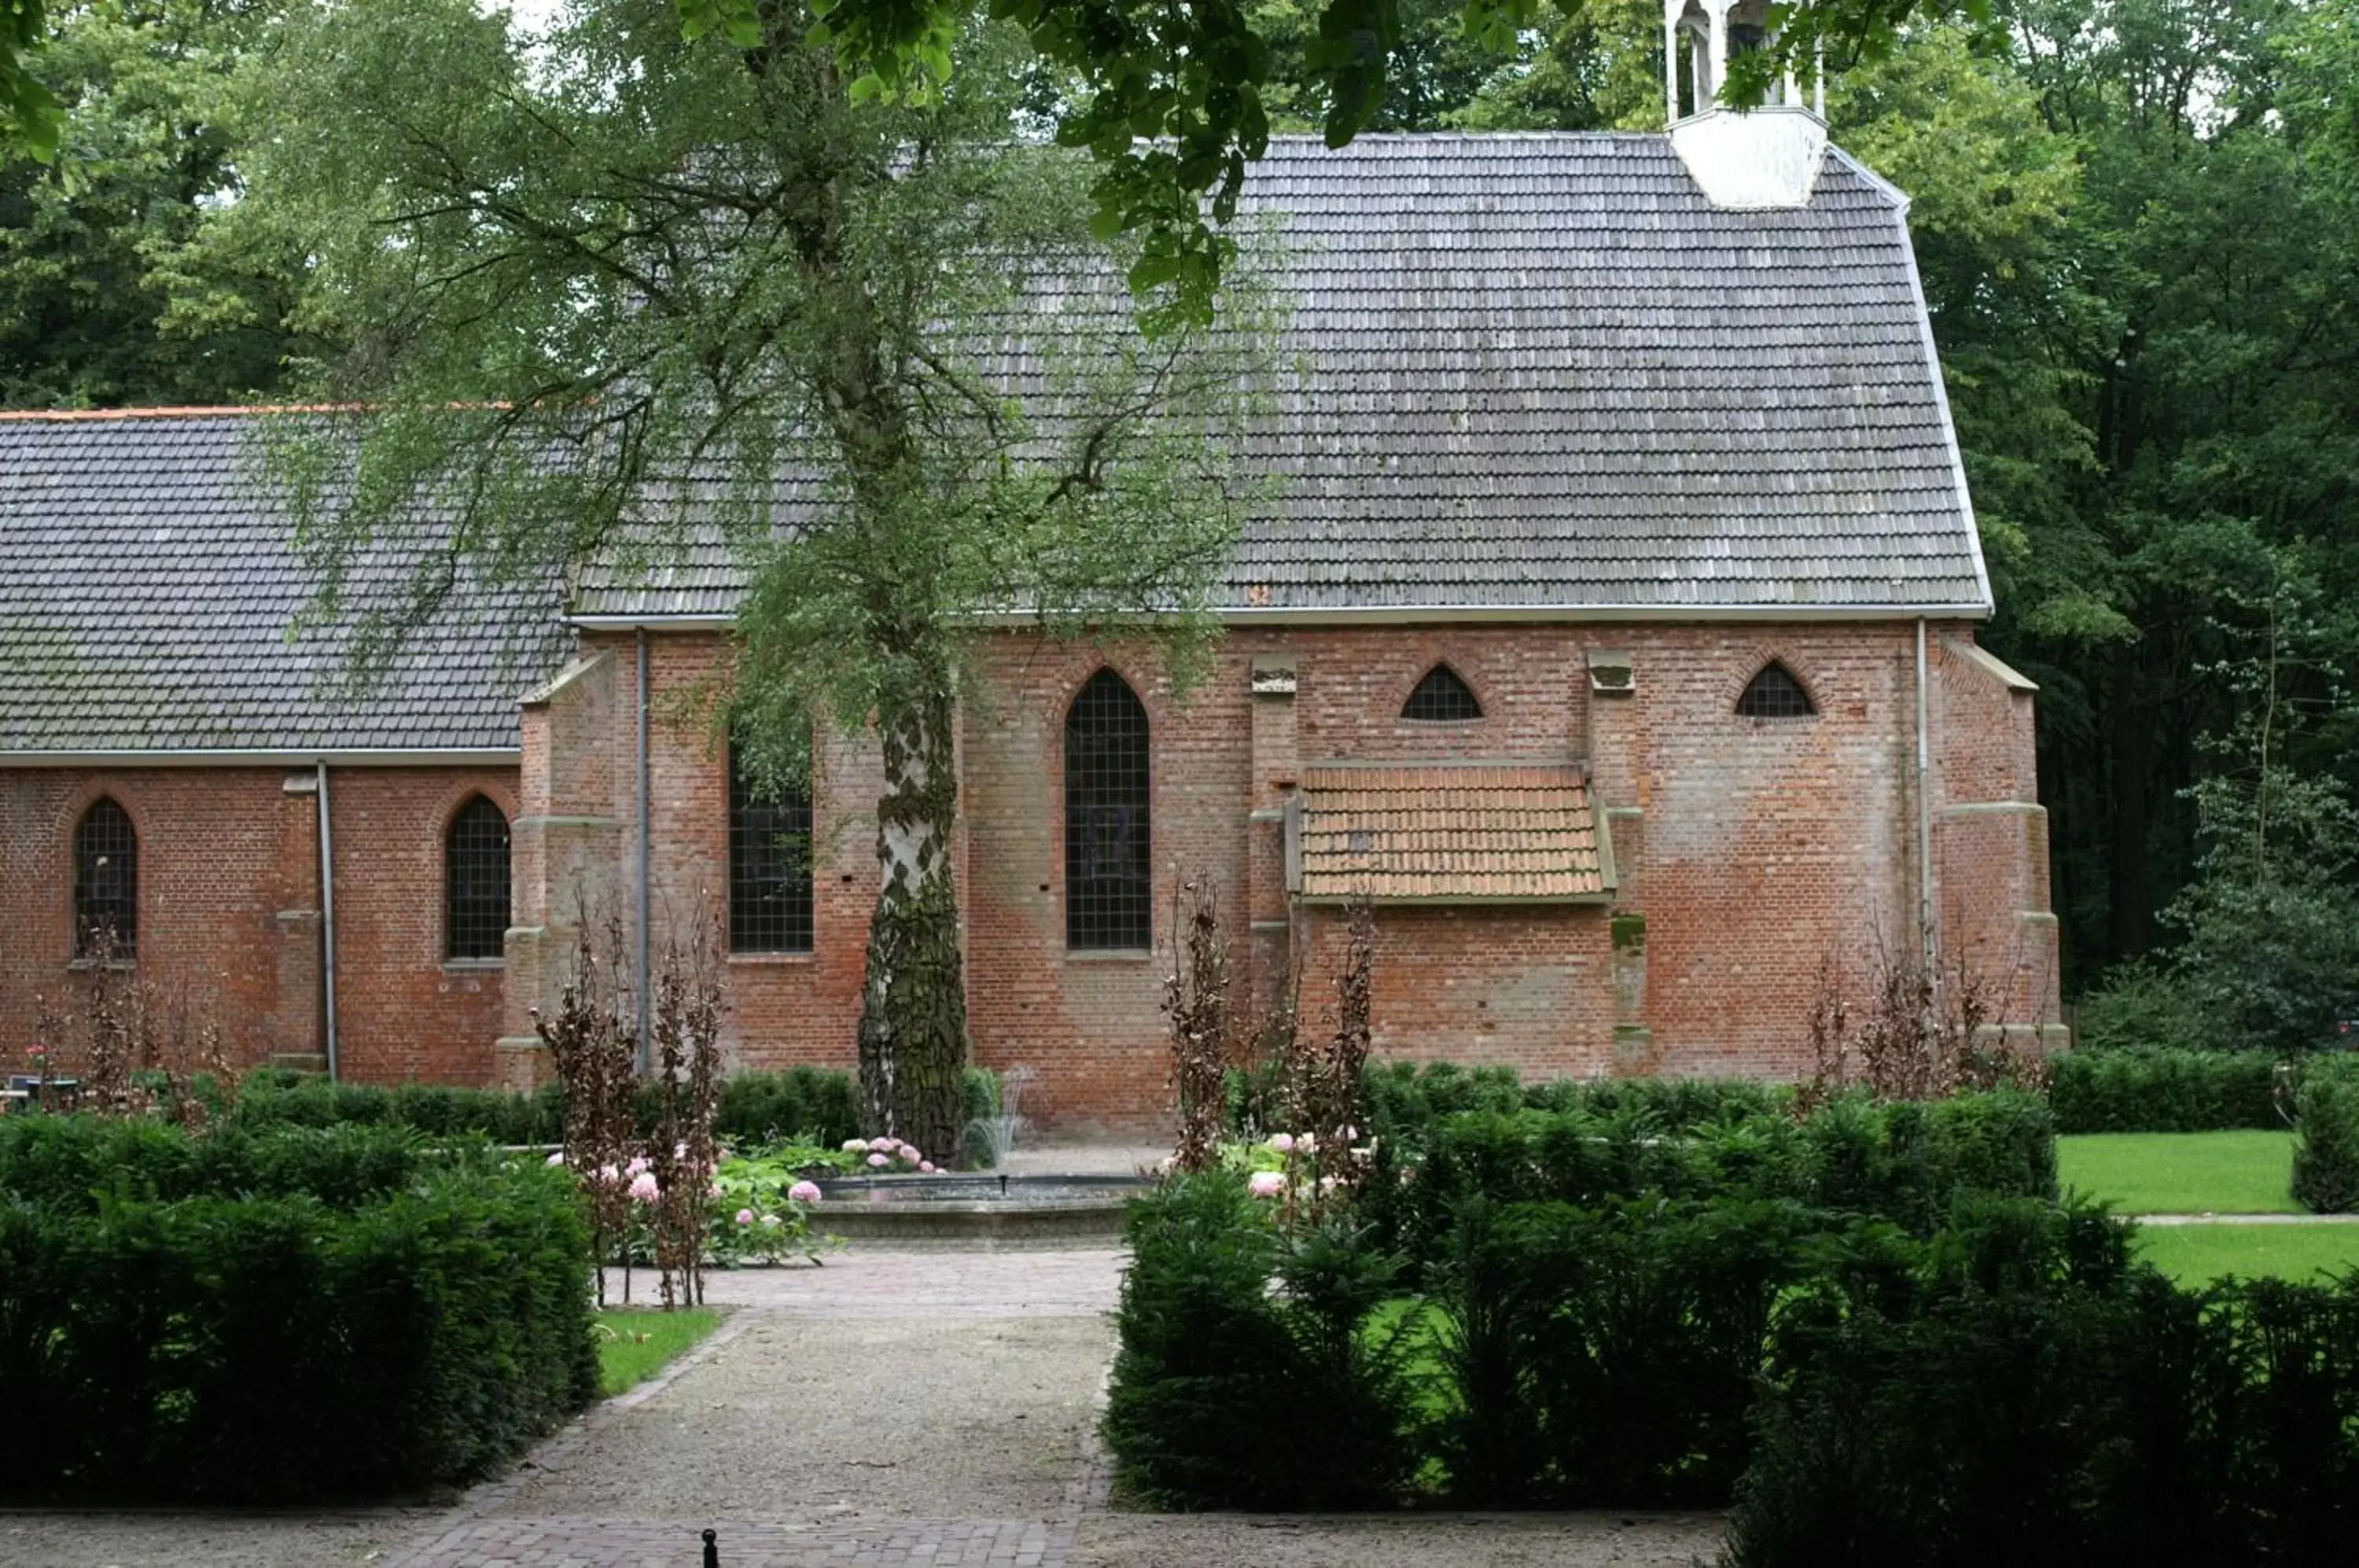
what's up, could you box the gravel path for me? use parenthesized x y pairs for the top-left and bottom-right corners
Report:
(3, 1239), (1728, 1568)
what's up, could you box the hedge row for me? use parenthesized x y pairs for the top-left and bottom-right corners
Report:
(2294, 1056), (2359, 1212)
(0, 1119), (596, 1501)
(1108, 1177), (2359, 1562)
(1239, 1049), (2340, 1142)
(2048, 1049), (2292, 1133)
(1227, 1060), (1787, 1149)
(219, 1064), (1001, 1154)
(0, 1114), (431, 1210)
(1359, 1088), (2057, 1264)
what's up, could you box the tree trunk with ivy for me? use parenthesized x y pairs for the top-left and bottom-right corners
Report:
(859, 669), (968, 1159)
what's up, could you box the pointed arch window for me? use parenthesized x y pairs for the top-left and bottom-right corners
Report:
(445, 796), (511, 961)
(1737, 662), (1816, 719)
(731, 744), (815, 955)
(1065, 669), (1152, 951)
(72, 798), (138, 959)
(1403, 664), (1483, 722)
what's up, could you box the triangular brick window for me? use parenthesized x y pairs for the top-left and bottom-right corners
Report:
(1737, 662), (1815, 718)
(1403, 664), (1482, 721)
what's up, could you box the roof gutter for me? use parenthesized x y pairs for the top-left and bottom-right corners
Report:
(0, 748), (519, 768)
(568, 601), (1995, 633)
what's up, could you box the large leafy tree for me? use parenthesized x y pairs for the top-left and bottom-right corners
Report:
(6, 0), (1966, 315)
(0, 0), (313, 407)
(228, 0), (1272, 1151)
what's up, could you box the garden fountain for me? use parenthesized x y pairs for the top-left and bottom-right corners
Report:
(961, 1063), (1036, 1169)
(812, 1066), (1151, 1246)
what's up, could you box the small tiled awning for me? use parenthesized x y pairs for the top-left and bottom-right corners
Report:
(1288, 764), (1614, 904)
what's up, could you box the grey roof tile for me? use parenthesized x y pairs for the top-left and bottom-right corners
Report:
(0, 412), (567, 754)
(578, 133), (1985, 619)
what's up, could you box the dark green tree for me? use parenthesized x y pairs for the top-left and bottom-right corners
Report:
(225, 0), (1274, 1154)
(0, 1), (313, 407)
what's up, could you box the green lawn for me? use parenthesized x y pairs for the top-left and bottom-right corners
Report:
(596, 1308), (722, 1397)
(2057, 1130), (2301, 1215)
(2133, 1224), (2359, 1287)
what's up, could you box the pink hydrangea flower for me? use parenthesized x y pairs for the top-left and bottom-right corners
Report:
(867, 1151), (889, 1168)
(1268, 1133), (1295, 1154)
(626, 1154), (651, 1177)
(869, 1136), (896, 1153)
(627, 1171), (660, 1203)
(918, 1161), (937, 1174)
(896, 1143), (922, 1163)
(545, 1151), (565, 1167)
(735, 1208), (755, 1225)
(1248, 1170), (1286, 1198)
(597, 1164), (620, 1187)
(787, 1180), (823, 1204)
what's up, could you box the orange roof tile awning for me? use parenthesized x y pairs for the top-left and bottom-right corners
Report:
(1288, 764), (1616, 904)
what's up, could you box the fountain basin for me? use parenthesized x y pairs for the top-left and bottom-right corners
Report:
(809, 1172), (1151, 1247)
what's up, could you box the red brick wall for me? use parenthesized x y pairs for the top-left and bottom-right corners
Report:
(326, 767), (519, 1086)
(1929, 636), (2060, 1028)
(0, 764), (516, 1085)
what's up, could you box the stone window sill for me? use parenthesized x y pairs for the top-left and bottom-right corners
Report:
(729, 951), (816, 965)
(1066, 949), (1154, 963)
(66, 958), (137, 973)
(442, 959), (506, 974)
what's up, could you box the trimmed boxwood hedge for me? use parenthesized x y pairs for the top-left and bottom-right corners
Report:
(2048, 1049), (2292, 1133)
(1109, 1174), (2359, 1559)
(2293, 1055), (2359, 1213)
(220, 1064), (997, 1158)
(1356, 1087), (2058, 1266)
(0, 1117), (598, 1502)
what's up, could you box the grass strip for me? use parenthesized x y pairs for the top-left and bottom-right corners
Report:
(2133, 1223), (2359, 1286)
(596, 1308), (722, 1397)
(2058, 1130), (2300, 1215)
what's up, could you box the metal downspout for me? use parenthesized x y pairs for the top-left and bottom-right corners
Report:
(317, 761), (339, 1082)
(636, 628), (652, 1073)
(1916, 620), (1936, 981)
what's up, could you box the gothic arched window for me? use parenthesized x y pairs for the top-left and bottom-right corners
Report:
(1737, 662), (1816, 719)
(1065, 669), (1151, 950)
(730, 745), (815, 954)
(445, 796), (512, 961)
(1403, 664), (1483, 721)
(72, 797), (138, 959)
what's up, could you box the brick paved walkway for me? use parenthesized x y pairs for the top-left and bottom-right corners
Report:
(381, 1246), (1121, 1568)
(392, 1515), (1076, 1567)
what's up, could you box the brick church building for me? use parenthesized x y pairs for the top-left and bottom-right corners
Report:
(0, 74), (2063, 1128)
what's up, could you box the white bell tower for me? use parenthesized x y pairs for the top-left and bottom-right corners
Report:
(1664, 0), (1828, 209)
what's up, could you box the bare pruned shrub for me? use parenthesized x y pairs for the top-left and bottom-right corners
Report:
(1801, 917), (2053, 1110)
(1161, 876), (1233, 1176)
(535, 900), (639, 1305)
(646, 905), (726, 1310)
(30, 928), (235, 1127)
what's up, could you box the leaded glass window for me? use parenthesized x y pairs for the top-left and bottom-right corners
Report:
(445, 796), (511, 960)
(731, 745), (815, 954)
(1065, 669), (1151, 950)
(72, 798), (137, 959)
(1737, 662), (1815, 719)
(1403, 664), (1483, 721)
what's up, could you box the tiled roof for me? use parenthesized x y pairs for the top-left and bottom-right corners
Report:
(1294, 764), (1610, 903)
(0, 410), (568, 754)
(578, 131), (1987, 620)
